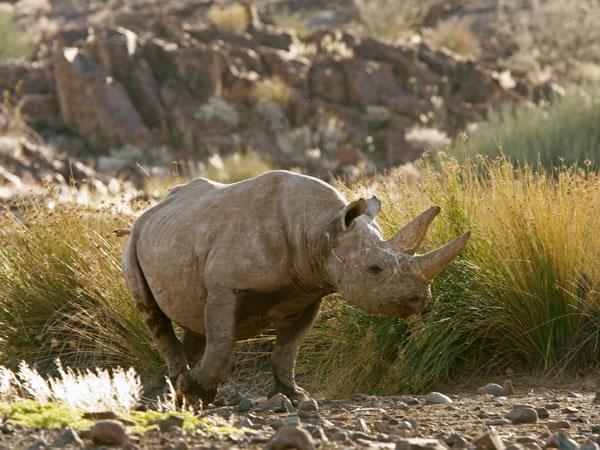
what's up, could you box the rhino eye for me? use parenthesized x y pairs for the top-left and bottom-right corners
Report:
(367, 264), (383, 275)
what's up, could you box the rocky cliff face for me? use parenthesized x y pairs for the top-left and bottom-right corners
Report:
(0, 0), (553, 182)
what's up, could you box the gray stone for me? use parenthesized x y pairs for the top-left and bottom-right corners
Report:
(399, 396), (420, 405)
(236, 398), (254, 412)
(26, 440), (48, 450)
(172, 442), (189, 450)
(52, 428), (84, 447)
(485, 418), (510, 426)
(536, 407), (550, 419)
(425, 392), (453, 404)
(561, 407), (578, 414)
(547, 421), (571, 430)
(478, 383), (505, 396)
(546, 403), (561, 410)
(282, 398), (297, 413)
(396, 438), (448, 450)
(472, 428), (505, 450)
(507, 406), (538, 424)
(546, 432), (578, 450)
(270, 416), (302, 429)
(355, 418), (369, 432)
(581, 443), (600, 450)
(331, 430), (350, 442)
(298, 399), (319, 412)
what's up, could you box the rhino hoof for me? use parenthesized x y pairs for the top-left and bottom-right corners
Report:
(270, 385), (310, 404)
(176, 373), (217, 410)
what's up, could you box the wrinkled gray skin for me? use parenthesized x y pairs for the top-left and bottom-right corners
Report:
(123, 170), (469, 407)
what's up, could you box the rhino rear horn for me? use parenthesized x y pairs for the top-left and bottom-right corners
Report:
(412, 231), (471, 280)
(388, 206), (441, 253)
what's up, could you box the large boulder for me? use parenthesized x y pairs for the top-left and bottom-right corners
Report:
(53, 46), (156, 150)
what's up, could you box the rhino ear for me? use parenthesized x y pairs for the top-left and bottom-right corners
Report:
(339, 198), (367, 231)
(364, 196), (381, 221)
(337, 196), (380, 231)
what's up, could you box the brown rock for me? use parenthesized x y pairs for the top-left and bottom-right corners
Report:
(265, 425), (315, 450)
(472, 429), (505, 450)
(53, 46), (156, 150)
(17, 94), (60, 129)
(310, 59), (346, 103)
(89, 419), (128, 446)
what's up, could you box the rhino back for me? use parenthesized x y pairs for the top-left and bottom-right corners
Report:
(134, 171), (343, 333)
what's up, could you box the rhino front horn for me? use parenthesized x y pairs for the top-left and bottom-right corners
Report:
(389, 206), (441, 254)
(412, 231), (471, 280)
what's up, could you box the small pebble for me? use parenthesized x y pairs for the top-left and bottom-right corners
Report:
(472, 428), (505, 450)
(507, 405), (538, 424)
(298, 399), (319, 412)
(236, 398), (253, 412)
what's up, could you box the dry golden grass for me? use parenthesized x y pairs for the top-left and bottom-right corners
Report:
(425, 20), (481, 58)
(251, 76), (293, 106)
(208, 3), (250, 34)
(301, 155), (600, 395)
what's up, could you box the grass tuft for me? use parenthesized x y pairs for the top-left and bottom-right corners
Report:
(454, 84), (600, 169)
(300, 155), (600, 396)
(208, 3), (249, 34)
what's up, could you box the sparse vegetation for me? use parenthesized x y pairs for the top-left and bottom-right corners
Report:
(2, 155), (598, 398)
(0, 10), (32, 60)
(0, 200), (162, 377)
(271, 8), (311, 38)
(455, 84), (600, 168)
(353, 0), (433, 42)
(496, 0), (600, 78)
(425, 20), (481, 58)
(251, 76), (293, 106)
(195, 96), (240, 128)
(208, 3), (249, 34)
(300, 155), (600, 396)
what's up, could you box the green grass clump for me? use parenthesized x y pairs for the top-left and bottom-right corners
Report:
(0, 201), (163, 377)
(455, 85), (600, 169)
(0, 401), (92, 429)
(0, 11), (32, 60)
(300, 155), (600, 395)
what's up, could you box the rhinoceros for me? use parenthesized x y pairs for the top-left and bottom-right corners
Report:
(123, 170), (469, 406)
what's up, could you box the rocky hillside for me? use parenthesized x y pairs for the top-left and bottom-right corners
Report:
(0, 0), (560, 185)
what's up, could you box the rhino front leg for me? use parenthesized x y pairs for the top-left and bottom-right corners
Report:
(270, 300), (321, 403)
(178, 289), (236, 408)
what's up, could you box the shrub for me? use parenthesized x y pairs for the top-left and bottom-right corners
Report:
(0, 10), (31, 60)
(251, 76), (293, 106)
(195, 96), (240, 128)
(454, 84), (600, 168)
(299, 155), (600, 396)
(208, 3), (249, 34)
(425, 20), (481, 58)
(271, 8), (311, 38)
(0, 201), (163, 378)
(495, 0), (600, 77)
(353, 0), (433, 42)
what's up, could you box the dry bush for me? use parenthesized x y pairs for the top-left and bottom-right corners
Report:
(301, 156), (600, 396)
(496, 0), (600, 77)
(251, 76), (293, 106)
(271, 8), (311, 38)
(353, 0), (434, 41)
(425, 20), (481, 58)
(208, 3), (250, 34)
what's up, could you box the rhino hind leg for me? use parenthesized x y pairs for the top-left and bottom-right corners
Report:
(269, 300), (322, 403)
(182, 329), (206, 368)
(123, 238), (188, 382)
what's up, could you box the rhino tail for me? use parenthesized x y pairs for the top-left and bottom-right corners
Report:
(122, 229), (187, 379)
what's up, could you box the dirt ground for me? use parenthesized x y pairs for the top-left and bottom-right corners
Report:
(1, 377), (598, 450)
